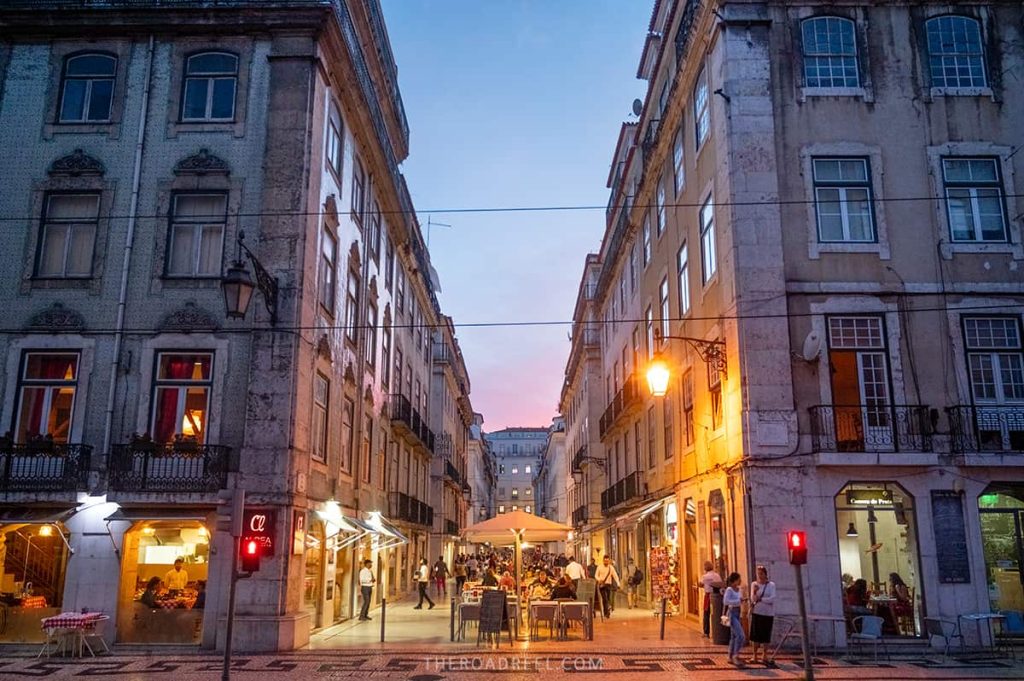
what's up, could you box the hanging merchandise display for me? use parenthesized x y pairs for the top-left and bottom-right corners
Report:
(649, 545), (680, 614)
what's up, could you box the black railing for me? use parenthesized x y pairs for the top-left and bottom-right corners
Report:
(571, 445), (588, 473)
(445, 519), (459, 536)
(109, 442), (234, 493)
(391, 491), (433, 527)
(572, 505), (588, 526)
(444, 459), (462, 486)
(599, 374), (642, 438)
(388, 393), (435, 454)
(0, 443), (91, 492)
(948, 405), (1024, 453)
(600, 471), (643, 513)
(675, 0), (704, 62)
(809, 405), (932, 453)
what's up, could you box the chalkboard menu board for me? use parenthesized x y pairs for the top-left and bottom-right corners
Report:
(931, 491), (970, 584)
(477, 590), (508, 646)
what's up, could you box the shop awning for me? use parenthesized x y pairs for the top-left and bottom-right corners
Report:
(614, 498), (669, 529)
(105, 508), (211, 523)
(368, 514), (409, 548)
(587, 516), (617, 534)
(0, 506), (76, 524)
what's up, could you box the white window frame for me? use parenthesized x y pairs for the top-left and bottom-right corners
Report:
(642, 215), (652, 267)
(677, 242), (690, 316)
(180, 52), (238, 122)
(801, 16), (860, 89)
(699, 194), (716, 284)
(37, 193), (99, 278)
(942, 157), (1007, 243)
(693, 67), (709, 149)
(926, 15), (988, 91)
(166, 193), (226, 277)
(659, 276), (670, 338)
(812, 157), (876, 243)
(312, 373), (329, 462)
(656, 180), (666, 236)
(59, 53), (116, 123)
(963, 317), (1024, 404)
(673, 130), (685, 195)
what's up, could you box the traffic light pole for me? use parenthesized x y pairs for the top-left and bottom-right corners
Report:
(793, 563), (815, 681)
(222, 534), (241, 681)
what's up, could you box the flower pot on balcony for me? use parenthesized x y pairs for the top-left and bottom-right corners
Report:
(25, 436), (55, 455)
(130, 434), (157, 453)
(172, 436), (199, 455)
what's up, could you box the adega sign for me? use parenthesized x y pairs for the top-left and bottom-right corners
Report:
(241, 509), (276, 557)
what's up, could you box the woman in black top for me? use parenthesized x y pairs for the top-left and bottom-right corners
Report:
(550, 575), (576, 600)
(140, 576), (162, 608)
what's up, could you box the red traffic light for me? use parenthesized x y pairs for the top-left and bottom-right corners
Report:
(787, 531), (807, 565)
(241, 538), (262, 572)
(246, 540), (258, 555)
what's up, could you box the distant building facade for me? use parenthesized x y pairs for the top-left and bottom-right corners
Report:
(486, 427), (547, 516)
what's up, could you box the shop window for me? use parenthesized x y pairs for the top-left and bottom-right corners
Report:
(978, 485), (1024, 613)
(683, 499), (699, 616)
(117, 521), (209, 644)
(0, 523), (69, 642)
(151, 352), (212, 444)
(835, 483), (920, 636)
(14, 352), (79, 443)
(303, 520), (325, 626)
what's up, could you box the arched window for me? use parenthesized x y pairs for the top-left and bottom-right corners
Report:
(59, 53), (116, 122)
(181, 52), (238, 121)
(326, 103), (343, 175)
(926, 15), (986, 88)
(802, 17), (859, 88)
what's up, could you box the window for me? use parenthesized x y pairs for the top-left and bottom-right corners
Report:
(700, 195), (716, 283)
(693, 67), (709, 148)
(512, 466), (519, 475)
(344, 265), (359, 344)
(826, 316), (891, 451)
(384, 237), (394, 291)
(318, 229), (337, 314)
(382, 325), (392, 386)
(14, 352), (79, 443)
(326, 104), (343, 175)
(361, 415), (372, 484)
(525, 465), (532, 474)
(368, 201), (381, 262)
(673, 130), (685, 195)
(393, 348), (403, 396)
(634, 420), (642, 471)
(629, 242), (638, 292)
(926, 15), (986, 89)
(340, 396), (355, 473)
(312, 373), (329, 462)
(664, 386), (674, 460)
(512, 505), (518, 512)
(942, 158), (1007, 242)
(351, 157), (366, 224)
(396, 267), (406, 314)
(963, 318), (1023, 403)
(525, 505), (532, 514)
(37, 194), (99, 278)
(167, 194), (226, 276)
(682, 369), (695, 447)
(647, 405), (656, 468)
(645, 306), (655, 360)
(499, 464), (505, 474)
(366, 302), (378, 368)
(677, 243), (690, 316)
(511, 488), (519, 498)
(499, 505), (506, 514)
(151, 353), (213, 443)
(181, 52), (237, 121)
(658, 79), (670, 115)
(656, 180), (666, 236)
(59, 53), (115, 123)
(812, 158), (875, 242)
(801, 17), (859, 88)
(659, 277), (670, 338)
(642, 215), (651, 266)
(709, 361), (723, 430)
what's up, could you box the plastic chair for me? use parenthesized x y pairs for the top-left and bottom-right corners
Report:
(81, 615), (111, 656)
(529, 602), (559, 641)
(559, 602), (592, 641)
(849, 615), (888, 661)
(457, 603), (479, 641)
(923, 617), (964, 659)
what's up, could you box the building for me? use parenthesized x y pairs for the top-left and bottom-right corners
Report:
(533, 417), (567, 552)
(562, 0), (1024, 633)
(465, 412), (496, 548)
(486, 427), (547, 516)
(0, 0), (471, 651)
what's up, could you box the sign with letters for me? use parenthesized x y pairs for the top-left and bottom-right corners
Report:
(242, 509), (277, 557)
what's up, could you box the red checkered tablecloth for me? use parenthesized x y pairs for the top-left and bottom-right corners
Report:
(41, 612), (103, 630)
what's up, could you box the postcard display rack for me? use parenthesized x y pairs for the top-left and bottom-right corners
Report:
(649, 545), (680, 615)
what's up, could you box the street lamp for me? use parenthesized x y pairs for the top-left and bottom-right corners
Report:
(646, 354), (671, 397)
(221, 231), (279, 325)
(646, 328), (727, 396)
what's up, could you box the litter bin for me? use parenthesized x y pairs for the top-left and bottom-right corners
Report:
(710, 591), (730, 644)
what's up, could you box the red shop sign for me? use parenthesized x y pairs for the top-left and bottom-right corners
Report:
(241, 509), (276, 557)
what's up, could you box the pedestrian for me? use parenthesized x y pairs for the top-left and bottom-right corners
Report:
(432, 556), (449, 596)
(699, 560), (723, 637)
(625, 558), (644, 609)
(594, 555), (620, 618)
(466, 555), (478, 580)
(358, 559), (375, 621)
(587, 556), (598, 579)
(723, 572), (747, 666)
(564, 555), (585, 588)
(749, 565), (776, 665)
(413, 558), (435, 609)
(454, 556), (467, 594)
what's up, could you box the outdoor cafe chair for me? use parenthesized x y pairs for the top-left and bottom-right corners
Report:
(529, 601), (559, 641)
(559, 601), (592, 641)
(849, 615), (888, 661)
(457, 602), (480, 641)
(924, 617), (964, 660)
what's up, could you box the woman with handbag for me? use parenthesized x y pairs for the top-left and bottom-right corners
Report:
(749, 565), (776, 665)
(723, 572), (747, 666)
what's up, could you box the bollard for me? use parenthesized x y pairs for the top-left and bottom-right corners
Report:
(659, 597), (667, 640)
(450, 596), (456, 642)
(380, 598), (386, 643)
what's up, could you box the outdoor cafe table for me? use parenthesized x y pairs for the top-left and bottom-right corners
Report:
(38, 612), (105, 658)
(958, 613), (1006, 655)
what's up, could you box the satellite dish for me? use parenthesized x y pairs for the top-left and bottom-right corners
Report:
(800, 330), (823, 362)
(631, 98), (643, 117)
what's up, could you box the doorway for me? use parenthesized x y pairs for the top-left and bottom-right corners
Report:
(827, 316), (893, 452)
(979, 485), (1024, 612)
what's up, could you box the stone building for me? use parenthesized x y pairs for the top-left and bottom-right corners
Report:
(465, 412), (496, 549)
(486, 427), (547, 516)
(533, 417), (567, 552)
(0, 0), (472, 652)
(563, 0), (1024, 635)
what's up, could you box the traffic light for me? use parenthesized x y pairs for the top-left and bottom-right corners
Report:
(241, 538), (261, 572)
(787, 530), (807, 565)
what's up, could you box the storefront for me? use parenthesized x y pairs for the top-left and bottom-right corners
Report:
(979, 484), (1024, 613)
(682, 498), (699, 616)
(303, 518), (325, 628)
(708, 490), (728, 576)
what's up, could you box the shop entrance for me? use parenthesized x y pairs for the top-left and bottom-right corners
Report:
(683, 498), (699, 616)
(117, 520), (208, 644)
(303, 520), (325, 629)
(0, 522), (68, 642)
(979, 485), (1024, 613)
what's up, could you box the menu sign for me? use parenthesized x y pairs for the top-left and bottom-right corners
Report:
(931, 491), (970, 584)
(242, 509), (276, 557)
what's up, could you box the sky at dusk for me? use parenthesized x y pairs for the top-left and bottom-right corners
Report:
(381, 0), (652, 431)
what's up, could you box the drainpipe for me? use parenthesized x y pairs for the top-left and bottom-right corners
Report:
(101, 35), (154, 459)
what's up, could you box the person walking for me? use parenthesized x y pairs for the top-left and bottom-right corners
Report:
(723, 572), (747, 667)
(625, 558), (643, 609)
(587, 556), (598, 579)
(699, 560), (723, 637)
(413, 559), (435, 609)
(564, 555), (585, 588)
(432, 556), (449, 597)
(749, 565), (776, 665)
(453, 557), (467, 595)
(358, 559), (375, 621)
(594, 555), (620, 618)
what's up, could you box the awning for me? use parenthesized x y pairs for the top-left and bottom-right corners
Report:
(105, 508), (211, 523)
(614, 498), (669, 529)
(368, 514), (408, 549)
(0, 507), (76, 524)
(588, 516), (617, 533)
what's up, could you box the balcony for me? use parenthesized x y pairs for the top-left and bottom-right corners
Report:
(391, 491), (433, 527)
(948, 405), (1024, 454)
(389, 394), (435, 454)
(571, 444), (588, 473)
(445, 519), (459, 536)
(108, 442), (234, 493)
(600, 471), (644, 513)
(444, 459), (462, 486)
(809, 405), (932, 454)
(572, 505), (588, 526)
(598, 373), (643, 438)
(0, 443), (91, 493)
(433, 343), (454, 364)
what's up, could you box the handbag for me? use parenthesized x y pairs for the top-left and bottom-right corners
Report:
(720, 613), (731, 626)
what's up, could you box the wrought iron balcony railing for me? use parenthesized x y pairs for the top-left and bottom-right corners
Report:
(598, 373), (642, 438)
(388, 393), (435, 454)
(0, 443), (91, 493)
(572, 504), (588, 526)
(108, 442), (234, 493)
(445, 519), (459, 536)
(444, 459), (462, 486)
(809, 405), (932, 454)
(571, 444), (588, 473)
(391, 491), (433, 527)
(947, 405), (1024, 453)
(600, 471), (643, 513)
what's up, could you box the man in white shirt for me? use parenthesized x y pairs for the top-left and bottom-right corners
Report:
(594, 556), (620, 618)
(564, 556), (585, 587)
(700, 560), (724, 637)
(358, 559), (375, 621)
(413, 559), (435, 609)
(164, 558), (188, 591)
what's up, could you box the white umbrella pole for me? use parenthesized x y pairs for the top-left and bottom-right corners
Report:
(514, 529), (526, 641)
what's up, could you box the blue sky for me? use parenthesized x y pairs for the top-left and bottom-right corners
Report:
(381, 0), (652, 430)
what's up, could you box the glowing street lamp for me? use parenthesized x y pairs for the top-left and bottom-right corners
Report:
(646, 329), (727, 397)
(646, 354), (671, 397)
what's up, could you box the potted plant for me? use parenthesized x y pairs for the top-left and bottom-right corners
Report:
(130, 432), (157, 453)
(26, 434), (55, 454)
(173, 433), (199, 454)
